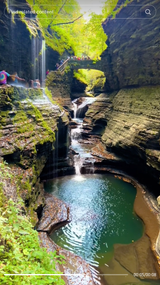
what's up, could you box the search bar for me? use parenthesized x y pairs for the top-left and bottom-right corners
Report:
(115, 5), (156, 19)
(4, 4), (156, 20)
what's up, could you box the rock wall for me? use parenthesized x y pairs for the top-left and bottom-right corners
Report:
(46, 70), (74, 111)
(0, 86), (69, 223)
(83, 86), (160, 193)
(101, 0), (160, 91)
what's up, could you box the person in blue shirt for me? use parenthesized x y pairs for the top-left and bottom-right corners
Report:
(10, 72), (25, 85)
(31, 79), (40, 88)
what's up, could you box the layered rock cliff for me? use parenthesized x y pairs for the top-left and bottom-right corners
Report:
(80, 0), (160, 192)
(83, 86), (160, 193)
(0, 86), (69, 223)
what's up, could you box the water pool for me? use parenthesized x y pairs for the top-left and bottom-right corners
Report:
(44, 174), (144, 267)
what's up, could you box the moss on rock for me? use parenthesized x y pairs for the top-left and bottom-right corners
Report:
(0, 86), (69, 222)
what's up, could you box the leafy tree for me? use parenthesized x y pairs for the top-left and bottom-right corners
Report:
(102, 0), (133, 19)
(24, 0), (124, 58)
(80, 13), (107, 59)
(102, 0), (119, 19)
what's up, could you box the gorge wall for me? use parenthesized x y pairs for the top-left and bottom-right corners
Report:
(81, 0), (160, 192)
(0, 86), (70, 223)
(101, 0), (160, 91)
(0, 0), (59, 81)
(83, 86), (160, 193)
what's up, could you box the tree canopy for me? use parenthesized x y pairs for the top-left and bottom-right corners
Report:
(10, 0), (128, 58)
(26, 0), (83, 54)
(25, 0), (119, 58)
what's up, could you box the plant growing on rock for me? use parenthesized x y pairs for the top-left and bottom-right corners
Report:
(0, 161), (65, 285)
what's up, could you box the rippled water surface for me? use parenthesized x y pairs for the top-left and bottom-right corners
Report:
(45, 174), (144, 267)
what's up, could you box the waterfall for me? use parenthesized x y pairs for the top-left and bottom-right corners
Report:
(31, 37), (36, 80)
(71, 120), (83, 175)
(71, 98), (96, 176)
(42, 40), (46, 88)
(31, 36), (41, 81)
(76, 97), (96, 118)
(72, 101), (78, 119)
(74, 155), (82, 175)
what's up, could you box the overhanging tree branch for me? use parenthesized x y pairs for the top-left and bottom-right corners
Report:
(48, 0), (68, 27)
(51, 14), (83, 26)
(55, 0), (68, 18)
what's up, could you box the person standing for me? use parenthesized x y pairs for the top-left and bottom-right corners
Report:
(0, 70), (10, 85)
(55, 63), (60, 69)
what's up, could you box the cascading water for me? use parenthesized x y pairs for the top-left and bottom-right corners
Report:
(71, 98), (95, 176)
(42, 40), (46, 88)
(41, 41), (53, 104)
(72, 100), (78, 119)
(31, 37), (41, 81)
(44, 98), (147, 285)
(76, 97), (96, 118)
(31, 37), (36, 80)
(71, 119), (84, 175)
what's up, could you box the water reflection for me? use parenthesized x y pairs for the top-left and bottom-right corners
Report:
(45, 174), (144, 267)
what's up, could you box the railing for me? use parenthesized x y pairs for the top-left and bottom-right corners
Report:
(57, 58), (70, 72)
(56, 58), (101, 73)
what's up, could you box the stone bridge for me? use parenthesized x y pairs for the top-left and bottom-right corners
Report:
(57, 59), (104, 72)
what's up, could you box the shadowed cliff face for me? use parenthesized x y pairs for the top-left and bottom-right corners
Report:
(0, 0), (59, 80)
(0, 0), (32, 79)
(101, 0), (160, 91)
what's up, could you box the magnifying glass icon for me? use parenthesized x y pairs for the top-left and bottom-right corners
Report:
(145, 8), (151, 15)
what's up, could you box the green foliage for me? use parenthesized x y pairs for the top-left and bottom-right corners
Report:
(8, 0), (132, 60)
(79, 13), (107, 59)
(0, 201), (65, 285)
(102, 0), (119, 19)
(26, 0), (82, 54)
(64, 65), (71, 74)
(24, 0), (128, 59)
(0, 161), (65, 285)
(102, 0), (133, 19)
(74, 70), (87, 85)
(74, 69), (105, 93)
(24, 0), (108, 58)
(44, 87), (63, 110)
(0, 161), (10, 207)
